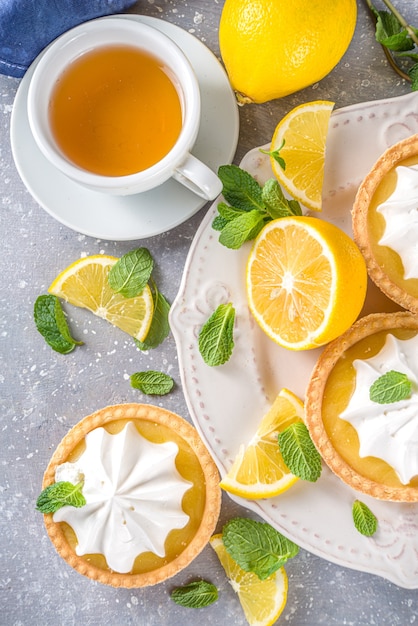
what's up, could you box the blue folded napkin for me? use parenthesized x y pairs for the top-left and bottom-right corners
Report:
(0, 0), (138, 78)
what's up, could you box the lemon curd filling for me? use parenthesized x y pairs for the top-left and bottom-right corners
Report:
(322, 328), (418, 489)
(367, 154), (418, 298)
(53, 419), (207, 575)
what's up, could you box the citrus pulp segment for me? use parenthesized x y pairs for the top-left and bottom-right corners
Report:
(246, 217), (368, 351)
(220, 389), (304, 498)
(269, 101), (334, 211)
(210, 534), (288, 626)
(48, 255), (154, 342)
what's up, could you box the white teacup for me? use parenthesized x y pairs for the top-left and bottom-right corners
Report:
(27, 17), (222, 200)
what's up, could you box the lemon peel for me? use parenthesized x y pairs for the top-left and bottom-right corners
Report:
(219, 0), (357, 103)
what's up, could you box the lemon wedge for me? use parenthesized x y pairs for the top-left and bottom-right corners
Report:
(49, 255), (153, 342)
(220, 389), (304, 498)
(210, 534), (288, 626)
(269, 100), (334, 211)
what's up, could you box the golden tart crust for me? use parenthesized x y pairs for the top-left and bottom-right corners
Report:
(305, 311), (418, 502)
(42, 403), (221, 587)
(352, 133), (418, 313)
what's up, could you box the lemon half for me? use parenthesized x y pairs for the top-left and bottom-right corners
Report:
(246, 217), (368, 351)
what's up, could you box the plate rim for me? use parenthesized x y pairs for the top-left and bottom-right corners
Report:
(170, 90), (418, 589)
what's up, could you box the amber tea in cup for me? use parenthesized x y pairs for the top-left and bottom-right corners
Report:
(28, 17), (222, 199)
(49, 45), (183, 177)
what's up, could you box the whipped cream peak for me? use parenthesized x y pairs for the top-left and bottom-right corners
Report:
(377, 163), (418, 279)
(53, 422), (192, 573)
(340, 333), (418, 484)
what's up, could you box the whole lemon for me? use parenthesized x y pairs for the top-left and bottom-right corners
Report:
(219, 0), (357, 104)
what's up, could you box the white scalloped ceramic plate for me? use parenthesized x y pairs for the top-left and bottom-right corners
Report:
(170, 91), (418, 589)
(10, 16), (239, 240)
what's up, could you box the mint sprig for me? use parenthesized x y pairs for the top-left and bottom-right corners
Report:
(369, 370), (412, 404)
(365, 0), (418, 89)
(36, 481), (86, 514)
(213, 165), (301, 249)
(198, 303), (235, 366)
(130, 370), (174, 395)
(171, 580), (218, 608)
(278, 422), (322, 482)
(222, 518), (299, 581)
(352, 500), (378, 537)
(260, 139), (286, 170)
(108, 247), (153, 298)
(34, 294), (83, 354)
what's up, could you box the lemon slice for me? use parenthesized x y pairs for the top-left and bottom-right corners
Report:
(269, 100), (334, 211)
(220, 389), (303, 498)
(49, 255), (154, 341)
(246, 216), (367, 351)
(210, 534), (288, 626)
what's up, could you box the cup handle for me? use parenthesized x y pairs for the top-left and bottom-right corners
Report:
(173, 153), (223, 201)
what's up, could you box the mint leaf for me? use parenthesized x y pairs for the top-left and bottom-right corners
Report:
(36, 481), (86, 514)
(171, 580), (218, 608)
(218, 164), (265, 212)
(260, 140), (286, 170)
(213, 203), (258, 242)
(135, 281), (170, 350)
(108, 248), (153, 298)
(278, 422), (322, 482)
(34, 294), (83, 354)
(369, 370), (412, 404)
(369, 4), (418, 91)
(212, 215), (229, 231)
(288, 199), (303, 215)
(398, 51), (418, 62)
(218, 210), (265, 249)
(352, 500), (378, 537)
(375, 10), (414, 51)
(262, 178), (302, 218)
(217, 201), (246, 222)
(222, 518), (299, 580)
(198, 303), (235, 366)
(130, 371), (174, 395)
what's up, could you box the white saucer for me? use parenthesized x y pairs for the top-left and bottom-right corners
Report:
(10, 15), (239, 241)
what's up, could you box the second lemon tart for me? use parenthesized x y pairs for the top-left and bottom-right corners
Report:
(352, 133), (418, 313)
(305, 311), (418, 502)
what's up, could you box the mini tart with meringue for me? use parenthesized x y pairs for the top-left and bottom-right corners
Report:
(41, 403), (221, 587)
(352, 133), (418, 313)
(305, 311), (418, 502)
